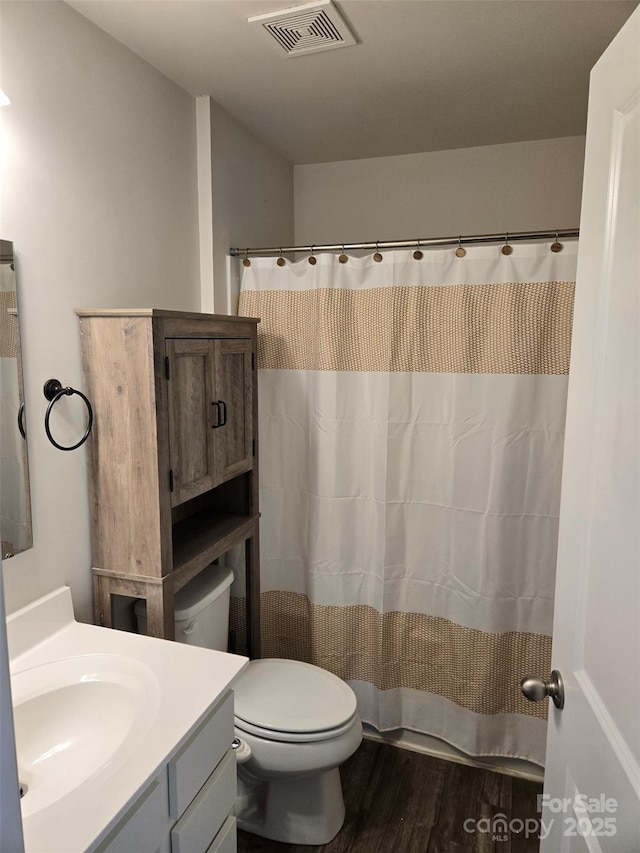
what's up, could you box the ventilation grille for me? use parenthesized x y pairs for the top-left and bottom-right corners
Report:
(249, 1), (356, 57)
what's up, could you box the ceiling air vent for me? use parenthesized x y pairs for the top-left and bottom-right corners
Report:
(248, 0), (357, 58)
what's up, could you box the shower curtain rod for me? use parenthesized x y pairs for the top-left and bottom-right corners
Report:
(230, 228), (579, 257)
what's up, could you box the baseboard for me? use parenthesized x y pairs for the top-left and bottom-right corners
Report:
(362, 724), (545, 784)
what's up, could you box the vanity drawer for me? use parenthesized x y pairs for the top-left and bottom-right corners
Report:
(169, 690), (234, 819)
(171, 750), (236, 853)
(206, 816), (236, 853)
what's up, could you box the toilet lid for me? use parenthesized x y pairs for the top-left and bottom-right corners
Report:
(233, 659), (358, 735)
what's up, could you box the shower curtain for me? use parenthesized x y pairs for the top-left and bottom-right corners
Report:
(238, 242), (577, 766)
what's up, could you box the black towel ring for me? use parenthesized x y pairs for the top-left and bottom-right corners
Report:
(43, 378), (93, 451)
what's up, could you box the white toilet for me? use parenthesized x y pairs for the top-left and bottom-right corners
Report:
(232, 657), (362, 844)
(136, 564), (362, 845)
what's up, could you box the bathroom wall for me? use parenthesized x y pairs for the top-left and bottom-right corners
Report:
(197, 97), (294, 315)
(294, 136), (586, 244)
(0, 1), (200, 622)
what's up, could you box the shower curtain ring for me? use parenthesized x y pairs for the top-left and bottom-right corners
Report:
(243, 249), (251, 267)
(502, 233), (513, 256)
(455, 236), (466, 258)
(277, 248), (286, 267)
(339, 245), (348, 264)
(413, 239), (423, 260)
(551, 231), (564, 253)
(373, 241), (383, 262)
(308, 245), (317, 265)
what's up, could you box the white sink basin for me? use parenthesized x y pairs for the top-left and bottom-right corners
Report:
(7, 587), (247, 852)
(12, 655), (159, 818)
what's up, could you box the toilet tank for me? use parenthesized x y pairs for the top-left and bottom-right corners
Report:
(134, 563), (234, 651)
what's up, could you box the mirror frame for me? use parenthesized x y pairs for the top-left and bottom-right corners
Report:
(1, 239), (33, 558)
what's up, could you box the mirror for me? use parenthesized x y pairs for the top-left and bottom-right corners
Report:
(0, 240), (32, 557)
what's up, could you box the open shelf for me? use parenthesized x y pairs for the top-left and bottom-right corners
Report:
(171, 511), (257, 593)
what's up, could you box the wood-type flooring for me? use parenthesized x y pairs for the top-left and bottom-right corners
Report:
(237, 739), (543, 853)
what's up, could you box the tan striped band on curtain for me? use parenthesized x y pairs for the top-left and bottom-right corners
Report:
(0, 291), (18, 358)
(229, 595), (249, 657)
(257, 590), (550, 719)
(239, 281), (574, 374)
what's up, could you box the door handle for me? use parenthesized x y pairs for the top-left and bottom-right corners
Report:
(211, 400), (221, 428)
(18, 402), (26, 439)
(520, 670), (564, 710)
(218, 400), (227, 426)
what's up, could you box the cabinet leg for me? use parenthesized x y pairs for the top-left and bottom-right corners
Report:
(145, 583), (175, 640)
(94, 575), (113, 628)
(245, 532), (261, 659)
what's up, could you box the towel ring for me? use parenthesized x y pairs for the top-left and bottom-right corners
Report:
(43, 378), (93, 451)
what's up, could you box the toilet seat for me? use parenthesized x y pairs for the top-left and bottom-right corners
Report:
(233, 659), (358, 743)
(235, 711), (360, 743)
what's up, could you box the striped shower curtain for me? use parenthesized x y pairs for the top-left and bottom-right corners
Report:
(238, 242), (577, 766)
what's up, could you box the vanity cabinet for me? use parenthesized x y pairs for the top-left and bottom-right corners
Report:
(77, 309), (260, 655)
(97, 692), (237, 853)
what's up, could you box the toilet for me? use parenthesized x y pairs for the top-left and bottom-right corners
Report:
(135, 564), (362, 845)
(232, 657), (362, 844)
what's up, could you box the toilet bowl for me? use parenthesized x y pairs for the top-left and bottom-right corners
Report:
(232, 658), (362, 845)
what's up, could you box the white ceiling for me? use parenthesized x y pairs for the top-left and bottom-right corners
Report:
(68, 0), (637, 165)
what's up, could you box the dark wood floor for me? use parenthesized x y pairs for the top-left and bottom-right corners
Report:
(237, 739), (542, 853)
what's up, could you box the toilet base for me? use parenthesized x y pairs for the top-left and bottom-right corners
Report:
(235, 766), (346, 845)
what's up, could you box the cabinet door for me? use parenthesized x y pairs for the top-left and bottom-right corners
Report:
(166, 339), (217, 506)
(213, 339), (254, 484)
(96, 772), (171, 853)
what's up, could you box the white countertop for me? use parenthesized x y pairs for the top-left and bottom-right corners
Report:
(7, 586), (248, 853)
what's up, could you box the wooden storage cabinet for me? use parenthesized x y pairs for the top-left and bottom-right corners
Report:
(77, 309), (260, 654)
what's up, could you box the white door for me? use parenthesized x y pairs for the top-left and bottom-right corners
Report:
(528, 8), (640, 852)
